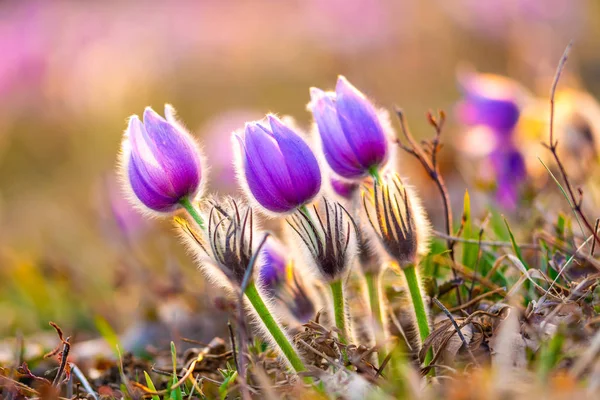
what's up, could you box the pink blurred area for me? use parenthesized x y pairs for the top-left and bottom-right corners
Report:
(0, 0), (599, 335)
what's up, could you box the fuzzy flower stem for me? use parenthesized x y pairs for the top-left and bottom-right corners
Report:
(402, 264), (432, 365)
(329, 279), (349, 344)
(179, 197), (205, 230)
(244, 282), (307, 373)
(364, 271), (386, 366)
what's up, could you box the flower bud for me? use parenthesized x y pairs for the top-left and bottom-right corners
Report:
(309, 76), (389, 179)
(287, 197), (357, 281)
(233, 115), (322, 214)
(258, 239), (288, 293)
(330, 176), (359, 201)
(119, 105), (204, 214)
(258, 239), (316, 324)
(362, 173), (430, 268)
(176, 197), (255, 290)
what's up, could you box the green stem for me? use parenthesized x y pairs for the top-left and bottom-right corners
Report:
(329, 279), (348, 344)
(365, 272), (386, 366)
(244, 282), (306, 373)
(179, 197), (205, 230)
(402, 265), (432, 365)
(368, 166), (382, 184)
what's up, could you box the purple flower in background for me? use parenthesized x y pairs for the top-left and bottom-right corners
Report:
(489, 147), (527, 210)
(258, 239), (316, 324)
(309, 76), (389, 180)
(330, 176), (359, 200)
(234, 115), (321, 214)
(120, 105), (204, 213)
(456, 72), (530, 209)
(457, 72), (522, 133)
(259, 239), (288, 293)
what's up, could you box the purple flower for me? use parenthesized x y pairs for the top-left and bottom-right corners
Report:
(309, 76), (389, 179)
(234, 115), (321, 214)
(330, 176), (359, 200)
(258, 239), (316, 324)
(457, 72), (523, 133)
(258, 239), (288, 293)
(489, 146), (527, 210)
(120, 105), (203, 213)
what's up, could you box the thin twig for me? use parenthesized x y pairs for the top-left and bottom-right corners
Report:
(227, 321), (240, 373)
(395, 109), (462, 304)
(432, 298), (479, 366)
(449, 287), (506, 313)
(543, 41), (600, 248)
(375, 342), (399, 378)
(51, 340), (71, 386)
(591, 218), (599, 256)
(297, 339), (341, 371)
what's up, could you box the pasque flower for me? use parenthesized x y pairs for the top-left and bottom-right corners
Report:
(362, 173), (430, 267)
(288, 197), (357, 343)
(457, 71), (529, 209)
(177, 197), (307, 373)
(329, 176), (359, 201)
(176, 197), (255, 288)
(288, 198), (357, 282)
(362, 173), (432, 351)
(258, 239), (316, 324)
(234, 115), (322, 214)
(119, 105), (203, 214)
(457, 72), (523, 133)
(309, 76), (389, 180)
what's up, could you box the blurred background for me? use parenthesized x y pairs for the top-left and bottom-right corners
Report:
(1, 0), (600, 347)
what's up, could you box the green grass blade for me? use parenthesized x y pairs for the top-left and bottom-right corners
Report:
(143, 371), (161, 400)
(94, 316), (121, 358)
(538, 158), (585, 236)
(503, 218), (526, 268)
(461, 190), (479, 269)
(170, 342), (183, 400)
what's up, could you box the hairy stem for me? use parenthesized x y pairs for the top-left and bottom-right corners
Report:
(402, 265), (431, 365)
(330, 279), (349, 344)
(245, 282), (306, 373)
(365, 271), (386, 366)
(179, 197), (205, 230)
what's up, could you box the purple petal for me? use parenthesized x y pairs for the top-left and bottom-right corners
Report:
(335, 76), (388, 170)
(259, 239), (288, 292)
(489, 147), (526, 210)
(458, 74), (521, 131)
(330, 177), (359, 200)
(461, 96), (520, 131)
(128, 155), (180, 212)
(238, 122), (297, 213)
(268, 115), (322, 206)
(310, 88), (365, 178)
(142, 107), (201, 198)
(127, 116), (175, 197)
